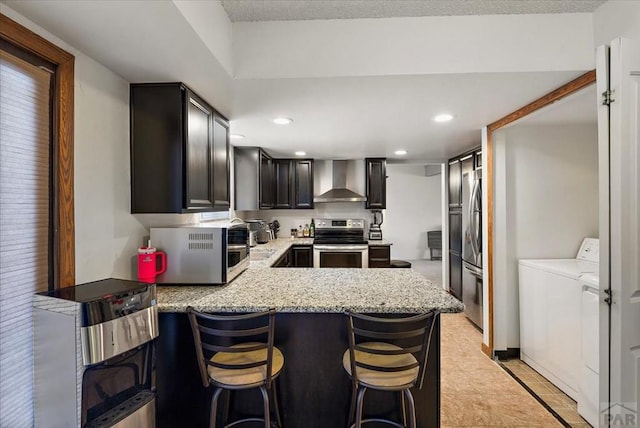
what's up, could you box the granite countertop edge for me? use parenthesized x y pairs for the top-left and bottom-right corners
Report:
(156, 239), (464, 314)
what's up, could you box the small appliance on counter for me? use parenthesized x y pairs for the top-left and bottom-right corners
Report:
(34, 279), (158, 428)
(369, 210), (383, 240)
(245, 219), (271, 244)
(150, 223), (249, 284)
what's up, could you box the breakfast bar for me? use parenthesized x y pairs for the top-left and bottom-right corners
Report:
(155, 240), (463, 428)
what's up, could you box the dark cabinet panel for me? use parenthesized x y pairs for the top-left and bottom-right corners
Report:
(449, 252), (463, 300)
(449, 212), (462, 254)
(448, 160), (461, 207)
(259, 151), (274, 209)
(475, 150), (482, 169)
(274, 250), (291, 267)
(130, 83), (229, 213)
(292, 245), (313, 267)
(365, 158), (387, 209)
(212, 116), (230, 210)
(185, 91), (213, 209)
(369, 245), (391, 268)
(274, 160), (293, 209)
(294, 160), (314, 209)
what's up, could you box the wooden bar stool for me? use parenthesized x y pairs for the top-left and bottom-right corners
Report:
(343, 310), (440, 428)
(187, 307), (284, 428)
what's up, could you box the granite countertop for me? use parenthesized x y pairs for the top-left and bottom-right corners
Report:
(367, 240), (393, 246)
(156, 238), (463, 314)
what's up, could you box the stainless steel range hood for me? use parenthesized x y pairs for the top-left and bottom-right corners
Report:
(313, 160), (367, 203)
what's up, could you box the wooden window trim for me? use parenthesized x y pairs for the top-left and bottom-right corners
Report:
(1, 13), (75, 288)
(483, 70), (596, 358)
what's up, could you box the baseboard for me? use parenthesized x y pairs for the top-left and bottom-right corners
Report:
(494, 348), (521, 361)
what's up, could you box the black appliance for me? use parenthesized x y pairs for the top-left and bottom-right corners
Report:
(34, 279), (158, 427)
(313, 218), (369, 268)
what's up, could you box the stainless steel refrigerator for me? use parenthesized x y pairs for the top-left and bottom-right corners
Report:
(462, 169), (483, 329)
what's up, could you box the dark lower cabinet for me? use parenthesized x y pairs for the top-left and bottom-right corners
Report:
(274, 245), (313, 268)
(274, 249), (291, 267)
(368, 245), (391, 268)
(449, 212), (462, 254)
(365, 158), (387, 209)
(130, 83), (230, 213)
(449, 251), (463, 300)
(292, 245), (313, 267)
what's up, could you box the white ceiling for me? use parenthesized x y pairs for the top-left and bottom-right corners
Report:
(220, 0), (606, 22)
(231, 71), (584, 160)
(1, 0), (599, 161)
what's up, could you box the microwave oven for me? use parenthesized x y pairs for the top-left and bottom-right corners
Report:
(150, 223), (249, 284)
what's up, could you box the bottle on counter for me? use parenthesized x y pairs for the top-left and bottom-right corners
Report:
(310, 219), (315, 238)
(303, 224), (310, 237)
(297, 225), (303, 238)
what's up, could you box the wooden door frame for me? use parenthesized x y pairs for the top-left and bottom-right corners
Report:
(482, 70), (596, 357)
(0, 14), (75, 287)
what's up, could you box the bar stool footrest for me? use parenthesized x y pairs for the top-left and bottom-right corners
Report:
(224, 418), (280, 428)
(350, 418), (406, 428)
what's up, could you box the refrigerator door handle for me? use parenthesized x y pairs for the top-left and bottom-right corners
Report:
(463, 261), (483, 278)
(468, 179), (480, 258)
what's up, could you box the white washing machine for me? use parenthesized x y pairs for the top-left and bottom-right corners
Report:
(579, 272), (600, 427)
(518, 238), (599, 401)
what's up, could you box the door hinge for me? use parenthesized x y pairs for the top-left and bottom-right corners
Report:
(602, 89), (615, 106)
(604, 288), (613, 306)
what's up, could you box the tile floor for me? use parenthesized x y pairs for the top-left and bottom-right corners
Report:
(440, 313), (563, 427)
(501, 359), (591, 427)
(407, 259), (443, 286)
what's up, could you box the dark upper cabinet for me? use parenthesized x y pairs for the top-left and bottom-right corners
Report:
(130, 83), (229, 213)
(234, 147), (272, 211)
(475, 150), (482, 169)
(185, 90), (214, 209)
(274, 160), (294, 209)
(259, 151), (274, 209)
(365, 158), (387, 209)
(252, 157), (313, 209)
(293, 160), (314, 209)
(448, 160), (461, 207)
(212, 116), (230, 210)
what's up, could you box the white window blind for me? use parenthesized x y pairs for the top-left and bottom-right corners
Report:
(0, 48), (52, 427)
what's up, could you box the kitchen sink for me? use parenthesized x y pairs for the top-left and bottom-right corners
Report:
(250, 249), (275, 261)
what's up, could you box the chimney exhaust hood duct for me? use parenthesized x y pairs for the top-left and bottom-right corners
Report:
(313, 160), (367, 203)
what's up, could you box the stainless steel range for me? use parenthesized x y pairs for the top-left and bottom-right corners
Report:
(313, 218), (369, 268)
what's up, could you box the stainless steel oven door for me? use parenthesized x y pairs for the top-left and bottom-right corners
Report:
(313, 245), (369, 268)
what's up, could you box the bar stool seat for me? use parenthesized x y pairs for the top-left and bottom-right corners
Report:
(208, 342), (285, 387)
(342, 342), (418, 389)
(343, 310), (440, 428)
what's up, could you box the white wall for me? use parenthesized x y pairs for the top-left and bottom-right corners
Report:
(385, 165), (442, 260)
(593, 0), (640, 46)
(233, 13), (594, 79)
(493, 124), (599, 350)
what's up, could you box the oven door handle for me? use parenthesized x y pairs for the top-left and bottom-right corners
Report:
(313, 245), (369, 251)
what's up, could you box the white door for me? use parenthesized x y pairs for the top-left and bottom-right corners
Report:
(597, 37), (640, 428)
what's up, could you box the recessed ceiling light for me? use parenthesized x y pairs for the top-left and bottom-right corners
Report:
(295, 151), (306, 156)
(273, 117), (293, 125)
(394, 150), (408, 156)
(434, 113), (454, 123)
(230, 134), (245, 140)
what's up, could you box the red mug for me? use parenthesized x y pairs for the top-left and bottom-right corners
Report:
(137, 247), (167, 283)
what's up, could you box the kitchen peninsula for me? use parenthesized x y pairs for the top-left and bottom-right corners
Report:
(156, 239), (463, 428)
